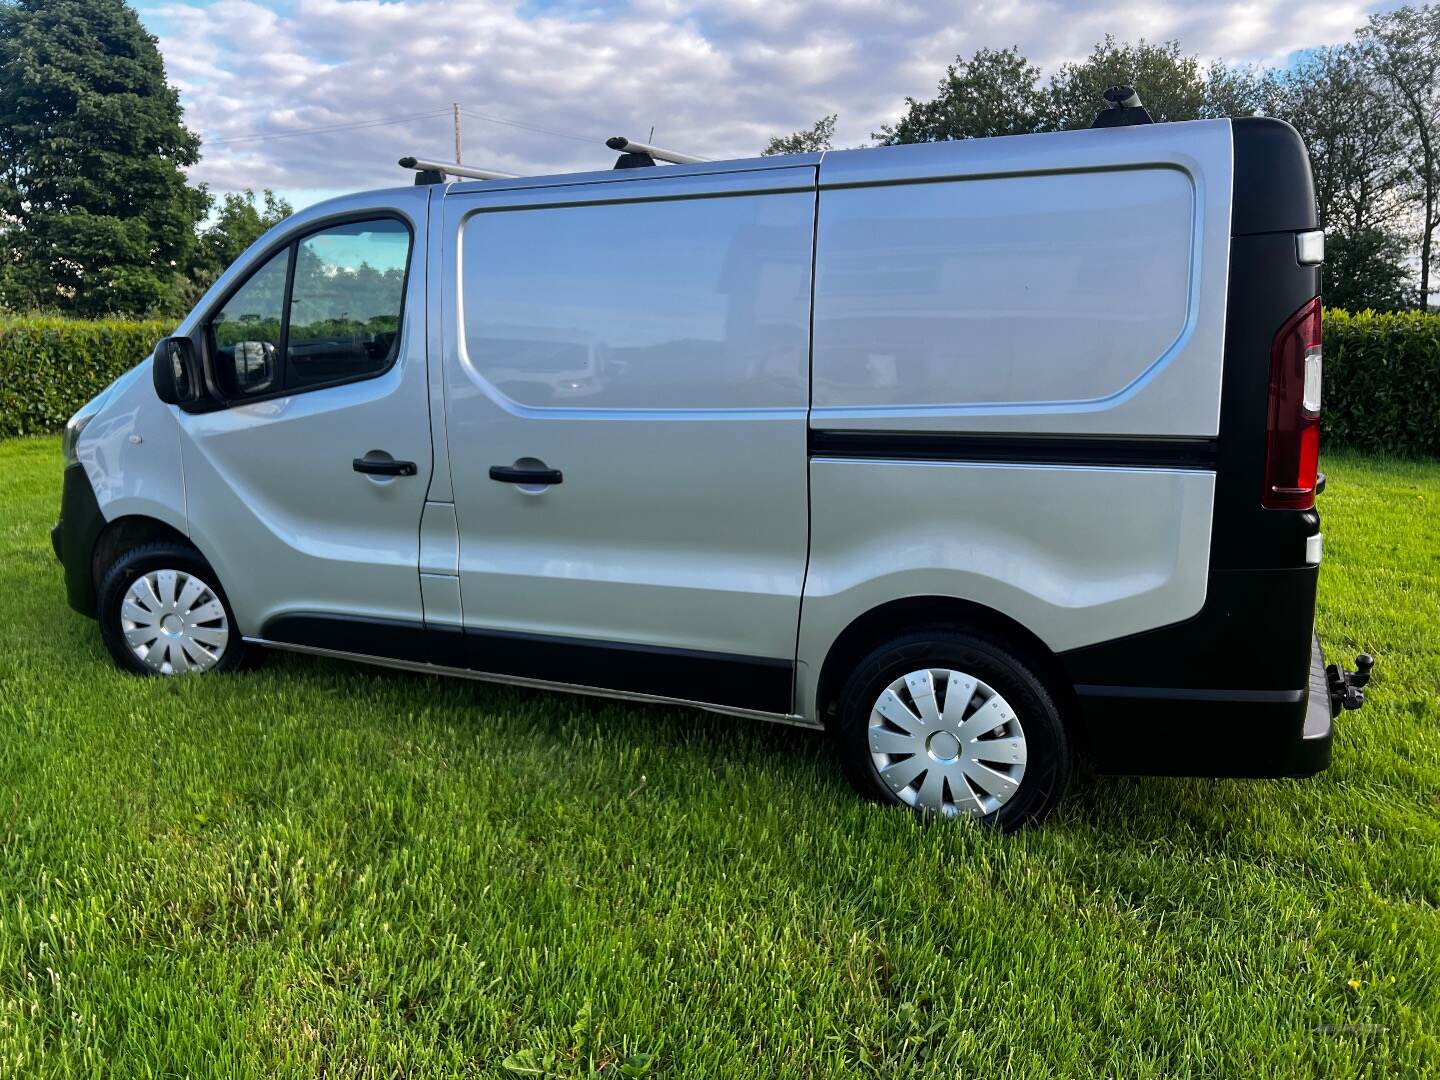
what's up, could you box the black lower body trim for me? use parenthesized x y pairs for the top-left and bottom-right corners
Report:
(1073, 694), (1315, 778)
(1061, 567), (1318, 691)
(260, 613), (795, 714)
(56, 464), (106, 617)
(808, 430), (1218, 470)
(1072, 636), (1333, 779)
(1062, 566), (1327, 778)
(1074, 684), (1303, 704)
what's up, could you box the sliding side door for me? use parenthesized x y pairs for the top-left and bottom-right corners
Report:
(440, 167), (816, 714)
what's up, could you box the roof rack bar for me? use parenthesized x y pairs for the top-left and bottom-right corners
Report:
(398, 156), (519, 181)
(605, 136), (708, 165)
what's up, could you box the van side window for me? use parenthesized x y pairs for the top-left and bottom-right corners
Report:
(460, 194), (812, 410)
(210, 247), (289, 398)
(285, 219), (410, 390)
(812, 170), (1193, 409)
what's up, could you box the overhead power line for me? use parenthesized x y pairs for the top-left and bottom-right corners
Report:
(204, 105), (602, 150)
(459, 108), (599, 145)
(207, 110), (451, 145)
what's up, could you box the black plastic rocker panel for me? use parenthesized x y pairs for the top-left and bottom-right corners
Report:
(260, 613), (795, 715)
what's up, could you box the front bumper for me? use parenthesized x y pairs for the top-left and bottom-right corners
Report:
(54, 463), (105, 617)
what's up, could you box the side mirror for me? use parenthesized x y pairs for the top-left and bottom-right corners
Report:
(228, 340), (276, 393)
(153, 336), (203, 405)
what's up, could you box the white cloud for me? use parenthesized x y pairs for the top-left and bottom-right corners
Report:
(137, 0), (1383, 207)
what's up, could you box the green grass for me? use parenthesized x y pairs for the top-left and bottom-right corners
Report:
(0, 437), (1436, 1077)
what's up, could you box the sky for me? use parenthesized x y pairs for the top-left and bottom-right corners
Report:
(133, 0), (1393, 211)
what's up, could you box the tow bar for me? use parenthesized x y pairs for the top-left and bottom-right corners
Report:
(1326, 653), (1374, 715)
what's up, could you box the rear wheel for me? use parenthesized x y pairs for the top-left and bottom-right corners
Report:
(833, 628), (1070, 830)
(96, 540), (260, 675)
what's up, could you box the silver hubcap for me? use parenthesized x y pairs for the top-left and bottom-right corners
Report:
(119, 569), (229, 675)
(868, 668), (1028, 818)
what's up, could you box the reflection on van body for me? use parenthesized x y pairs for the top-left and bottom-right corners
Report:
(474, 325), (602, 402)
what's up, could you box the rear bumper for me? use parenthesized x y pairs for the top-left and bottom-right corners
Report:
(1073, 633), (1335, 779)
(1293, 634), (1336, 775)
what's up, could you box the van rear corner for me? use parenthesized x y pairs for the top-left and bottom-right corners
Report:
(1057, 117), (1374, 782)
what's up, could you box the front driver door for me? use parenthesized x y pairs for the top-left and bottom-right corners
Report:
(176, 190), (433, 643)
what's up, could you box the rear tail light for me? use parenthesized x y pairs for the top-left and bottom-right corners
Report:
(1263, 297), (1322, 510)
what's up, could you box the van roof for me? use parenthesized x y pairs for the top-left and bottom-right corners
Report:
(432, 117), (1232, 199)
(307, 117), (1241, 218)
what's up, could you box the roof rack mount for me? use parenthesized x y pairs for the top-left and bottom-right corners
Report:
(398, 156), (519, 184)
(605, 136), (708, 167)
(1091, 85), (1154, 128)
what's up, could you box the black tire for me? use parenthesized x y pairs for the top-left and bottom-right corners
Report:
(833, 628), (1070, 830)
(96, 540), (261, 676)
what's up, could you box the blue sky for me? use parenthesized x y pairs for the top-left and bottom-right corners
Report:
(133, 0), (1391, 210)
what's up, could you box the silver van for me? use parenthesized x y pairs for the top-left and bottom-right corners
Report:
(52, 114), (1371, 828)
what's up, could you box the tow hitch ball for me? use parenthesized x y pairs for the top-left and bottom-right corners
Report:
(1327, 654), (1375, 714)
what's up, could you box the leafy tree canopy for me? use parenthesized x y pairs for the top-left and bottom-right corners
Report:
(171, 188), (294, 311)
(0, 0), (207, 315)
(762, 114), (837, 155)
(1048, 36), (1264, 130)
(1323, 228), (1417, 312)
(1359, 4), (1440, 308)
(1265, 45), (1408, 236)
(874, 47), (1049, 144)
(863, 38), (1263, 146)
(197, 189), (294, 277)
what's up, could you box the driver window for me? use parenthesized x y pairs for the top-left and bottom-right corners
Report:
(210, 247), (289, 398)
(285, 219), (410, 390)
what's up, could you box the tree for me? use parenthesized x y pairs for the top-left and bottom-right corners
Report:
(1266, 46), (1408, 238)
(874, 47), (1049, 144)
(1203, 60), (1271, 121)
(1048, 36), (1263, 130)
(1361, 5), (1440, 309)
(871, 39), (1264, 148)
(0, 0), (207, 315)
(1322, 228), (1415, 311)
(763, 114), (837, 155)
(184, 189), (293, 302)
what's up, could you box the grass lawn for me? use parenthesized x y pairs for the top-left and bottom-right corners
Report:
(0, 436), (1436, 1076)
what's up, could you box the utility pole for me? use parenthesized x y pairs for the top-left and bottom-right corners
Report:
(453, 102), (462, 164)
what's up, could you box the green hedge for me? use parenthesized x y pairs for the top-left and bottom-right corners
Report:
(0, 316), (169, 438)
(1322, 308), (1440, 457)
(2, 310), (1438, 456)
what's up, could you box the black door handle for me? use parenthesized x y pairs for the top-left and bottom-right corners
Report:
(353, 457), (417, 477)
(489, 465), (563, 485)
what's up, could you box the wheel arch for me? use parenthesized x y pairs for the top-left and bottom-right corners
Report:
(812, 595), (1080, 735)
(91, 515), (195, 597)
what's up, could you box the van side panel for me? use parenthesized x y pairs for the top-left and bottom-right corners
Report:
(798, 120), (1232, 725)
(810, 120), (1233, 437)
(797, 460), (1215, 716)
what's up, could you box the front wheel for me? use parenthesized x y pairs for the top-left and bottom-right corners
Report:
(833, 629), (1071, 830)
(96, 540), (261, 676)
